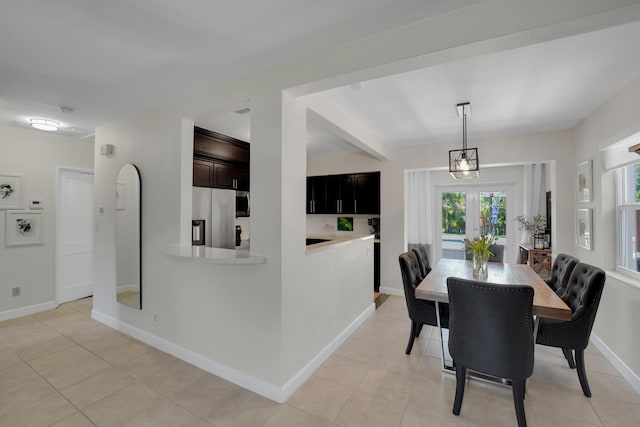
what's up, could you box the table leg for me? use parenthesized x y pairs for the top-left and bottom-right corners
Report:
(435, 301), (454, 371)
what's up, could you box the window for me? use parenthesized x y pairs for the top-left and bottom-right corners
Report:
(617, 163), (640, 276)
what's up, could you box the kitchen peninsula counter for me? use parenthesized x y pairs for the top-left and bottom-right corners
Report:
(162, 244), (266, 264)
(306, 233), (374, 254)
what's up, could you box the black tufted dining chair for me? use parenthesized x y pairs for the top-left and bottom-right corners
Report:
(536, 262), (606, 397)
(546, 253), (579, 297)
(447, 277), (534, 427)
(411, 244), (432, 279)
(399, 251), (448, 354)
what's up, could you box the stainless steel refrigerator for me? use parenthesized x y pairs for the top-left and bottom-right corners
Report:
(192, 187), (235, 249)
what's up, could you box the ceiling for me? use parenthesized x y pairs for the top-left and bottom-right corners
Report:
(2, 2), (640, 156)
(0, 0), (482, 138)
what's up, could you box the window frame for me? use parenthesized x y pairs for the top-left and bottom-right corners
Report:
(616, 163), (640, 279)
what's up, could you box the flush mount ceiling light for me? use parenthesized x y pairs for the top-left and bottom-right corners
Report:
(30, 118), (60, 131)
(449, 102), (479, 179)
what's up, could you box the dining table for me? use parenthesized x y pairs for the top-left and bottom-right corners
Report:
(414, 258), (572, 377)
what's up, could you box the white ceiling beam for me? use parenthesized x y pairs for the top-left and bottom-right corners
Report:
(303, 94), (389, 160)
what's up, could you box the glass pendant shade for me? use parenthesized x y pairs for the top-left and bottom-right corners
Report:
(449, 147), (479, 179)
(449, 102), (478, 179)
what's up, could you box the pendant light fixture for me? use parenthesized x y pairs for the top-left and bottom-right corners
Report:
(449, 102), (479, 179)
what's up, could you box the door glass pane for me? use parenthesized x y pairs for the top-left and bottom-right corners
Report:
(480, 191), (507, 246)
(442, 192), (466, 259)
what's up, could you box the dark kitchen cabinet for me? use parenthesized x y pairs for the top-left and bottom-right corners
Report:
(306, 171), (380, 215)
(193, 127), (250, 191)
(213, 162), (249, 191)
(307, 176), (327, 214)
(353, 172), (380, 214)
(326, 174), (354, 214)
(193, 159), (214, 187)
(194, 127), (249, 164)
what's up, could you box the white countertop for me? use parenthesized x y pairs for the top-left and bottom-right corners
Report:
(162, 244), (266, 264)
(306, 233), (374, 254)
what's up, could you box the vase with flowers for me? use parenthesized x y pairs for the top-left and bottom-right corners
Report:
(464, 234), (496, 278)
(515, 214), (546, 245)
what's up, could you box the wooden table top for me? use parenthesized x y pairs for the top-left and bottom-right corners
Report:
(415, 259), (572, 321)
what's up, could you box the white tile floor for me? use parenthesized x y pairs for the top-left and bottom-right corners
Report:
(0, 295), (638, 426)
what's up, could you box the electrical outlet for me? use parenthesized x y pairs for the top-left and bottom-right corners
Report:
(12, 287), (20, 297)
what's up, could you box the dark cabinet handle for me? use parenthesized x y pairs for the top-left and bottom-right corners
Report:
(354, 200), (357, 214)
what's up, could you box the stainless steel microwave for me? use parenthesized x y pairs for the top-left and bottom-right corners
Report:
(236, 191), (250, 217)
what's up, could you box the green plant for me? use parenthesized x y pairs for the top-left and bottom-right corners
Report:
(515, 215), (546, 233)
(464, 234), (496, 258)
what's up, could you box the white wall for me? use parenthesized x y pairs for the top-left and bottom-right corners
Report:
(571, 74), (640, 379)
(92, 92), (374, 400)
(94, 111), (285, 385)
(0, 126), (94, 318)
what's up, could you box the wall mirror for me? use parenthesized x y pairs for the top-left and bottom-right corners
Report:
(116, 163), (142, 309)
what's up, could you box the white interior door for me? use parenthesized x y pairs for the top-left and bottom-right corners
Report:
(434, 184), (516, 263)
(56, 168), (94, 304)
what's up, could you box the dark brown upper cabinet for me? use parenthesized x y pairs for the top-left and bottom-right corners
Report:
(193, 127), (249, 191)
(353, 172), (380, 214)
(307, 171), (380, 215)
(307, 176), (327, 214)
(193, 158), (215, 187)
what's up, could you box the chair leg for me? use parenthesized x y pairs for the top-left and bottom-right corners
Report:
(405, 321), (418, 355)
(575, 349), (592, 397)
(416, 323), (424, 337)
(562, 348), (576, 369)
(452, 366), (466, 415)
(512, 379), (528, 427)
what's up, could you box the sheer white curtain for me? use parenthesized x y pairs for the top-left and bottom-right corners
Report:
(522, 164), (543, 243)
(405, 169), (432, 248)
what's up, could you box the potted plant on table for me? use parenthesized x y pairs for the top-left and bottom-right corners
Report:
(464, 234), (496, 278)
(515, 215), (546, 245)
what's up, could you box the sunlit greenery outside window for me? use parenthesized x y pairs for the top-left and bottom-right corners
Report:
(617, 163), (640, 276)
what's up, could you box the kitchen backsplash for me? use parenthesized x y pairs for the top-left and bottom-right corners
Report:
(306, 214), (378, 236)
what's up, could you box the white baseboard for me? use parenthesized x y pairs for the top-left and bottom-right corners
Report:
(379, 286), (403, 297)
(92, 302), (375, 403)
(279, 303), (375, 401)
(0, 301), (57, 321)
(591, 333), (640, 395)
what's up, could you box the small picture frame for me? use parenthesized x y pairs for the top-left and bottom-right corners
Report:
(576, 208), (592, 250)
(116, 183), (126, 210)
(337, 217), (354, 231)
(0, 173), (23, 210)
(576, 160), (592, 202)
(5, 210), (43, 247)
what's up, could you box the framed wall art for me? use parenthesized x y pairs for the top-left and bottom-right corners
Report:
(576, 160), (592, 202)
(0, 173), (23, 210)
(5, 210), (43, 247)
(576, 208), (592, 250)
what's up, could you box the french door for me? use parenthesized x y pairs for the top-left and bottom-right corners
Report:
(434, 184), (515, 263)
